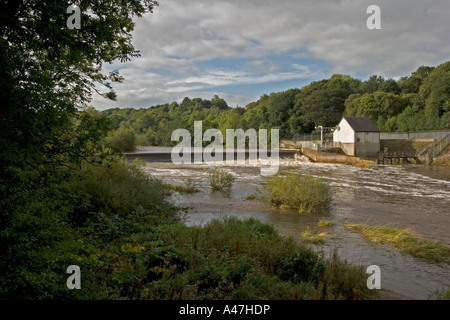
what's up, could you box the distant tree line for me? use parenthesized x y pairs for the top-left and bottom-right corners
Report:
(103, 61), (450, 150)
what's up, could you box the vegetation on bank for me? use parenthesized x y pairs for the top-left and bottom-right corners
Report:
(253, 172), (332, 214)
(145, 217), (376, 300)
(345, 224), (450, 264)
(432, 154), (450, 166)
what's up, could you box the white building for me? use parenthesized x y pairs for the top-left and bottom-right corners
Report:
(333, 117), (380, 157)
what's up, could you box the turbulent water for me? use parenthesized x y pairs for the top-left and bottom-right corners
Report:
(141, 151), (450, 300)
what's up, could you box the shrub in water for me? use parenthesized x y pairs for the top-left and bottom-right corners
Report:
(261, 172), (332, 214)
(208, 168), (235, 191)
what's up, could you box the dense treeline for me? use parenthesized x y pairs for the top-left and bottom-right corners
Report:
(104, 62), (450, 150)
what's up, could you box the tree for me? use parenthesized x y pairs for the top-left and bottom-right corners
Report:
(379, 79), (401, 94)
(398, 66), (434, 94)
(363, 75), (385, 93)
(1, 0), (158, 178)
(344, 94), (363, 116)
(211, 95), (229, 110)
(0, 0), (159, 299)
(106, 126), (137, 152)
(295, 75), (356, 127)
(417, 61), (450, 117)
(357, 92), (407, 119)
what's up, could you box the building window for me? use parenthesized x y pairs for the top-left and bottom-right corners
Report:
(357, 137), (360, 142)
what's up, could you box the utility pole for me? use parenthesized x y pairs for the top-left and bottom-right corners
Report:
(314, 126), (334, 145)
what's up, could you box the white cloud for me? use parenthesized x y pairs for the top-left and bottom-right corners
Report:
(165, 66), (315, 91)
(93, 0), (450, 109)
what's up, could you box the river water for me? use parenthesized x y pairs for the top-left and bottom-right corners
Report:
(140, 149), (450, 300)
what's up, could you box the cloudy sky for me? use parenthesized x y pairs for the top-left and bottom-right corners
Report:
(92, 0), (450, 110)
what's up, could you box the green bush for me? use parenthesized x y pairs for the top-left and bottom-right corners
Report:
(277, 246), (326, 285)
(0, 156), (178, 299)
(258, 172), (332, 214)
(0, 178), (86, 299)
(144, 217), (376, 300)
(68, 157), (168, 222)
(321, 252), (376, 300)
(106, 127), (136, 152)
(208, 168), (235, 191)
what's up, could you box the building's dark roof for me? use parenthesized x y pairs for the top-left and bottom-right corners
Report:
(343, 117), (380, 132)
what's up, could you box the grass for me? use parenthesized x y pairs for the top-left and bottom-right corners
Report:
(318, 219), (334, 228)
(74, 215), (378, 300)
(255, 171), (332, 214)
(354, 161), (377, 168)
(146, 217), (377, 300)
(432, 154), (450, 166)
(209, 168), (235, 191)
(301, 229), (328, 244)
(169, 179), (200, 193)
(430, 287), (450, 300)
(345, 224), (450, 264)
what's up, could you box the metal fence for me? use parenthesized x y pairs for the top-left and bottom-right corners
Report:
(293, 133), (333, 142)
(298, 141), (342, 151)
(294, 130), (450, 142)
(419, 133), (450, 157)
(380, 130), (450, 140)
(299, 141), (319, 150)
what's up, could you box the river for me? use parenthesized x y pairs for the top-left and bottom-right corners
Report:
(139, 148), (450, 300)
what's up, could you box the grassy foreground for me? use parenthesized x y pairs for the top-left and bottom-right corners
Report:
(345, 224), (450, 264)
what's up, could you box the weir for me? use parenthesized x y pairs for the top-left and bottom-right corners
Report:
(125, 149), (298, 163)
(377, 152), (420, 165)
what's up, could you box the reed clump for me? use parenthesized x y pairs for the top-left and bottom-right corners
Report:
(345, 224), (450, 264)
(301, 229), (328, 244)
(169, 179), (200, 193)
(318, 219), (334, 228)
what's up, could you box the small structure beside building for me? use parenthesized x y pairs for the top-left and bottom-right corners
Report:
(333, 117), (380, 157)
